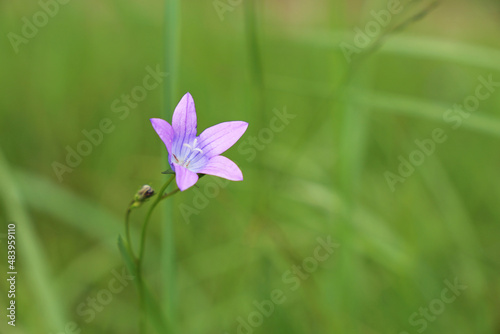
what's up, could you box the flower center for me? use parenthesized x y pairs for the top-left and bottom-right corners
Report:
(172, 138), (204, 168)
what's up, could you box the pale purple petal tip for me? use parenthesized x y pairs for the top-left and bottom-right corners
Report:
(199, 155), (243, 181)
(172, 92), (197, 139)
(174, 164), (199, 191)
(198, 121), (248, 158)
(150, 118), (174, 153)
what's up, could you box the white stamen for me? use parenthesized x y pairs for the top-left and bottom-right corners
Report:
(179, 139), (204, 168)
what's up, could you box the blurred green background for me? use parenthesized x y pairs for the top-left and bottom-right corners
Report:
(1, 0), (500, 333)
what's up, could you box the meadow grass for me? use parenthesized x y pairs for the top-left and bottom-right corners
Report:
(1, 0), (500, 333)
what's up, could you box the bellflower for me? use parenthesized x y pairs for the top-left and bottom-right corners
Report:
(150, 92), (248, 191)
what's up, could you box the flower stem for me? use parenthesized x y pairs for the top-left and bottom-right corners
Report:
(138, 175), (175, 269)
(136, 175), (177, 333)
(162, 188), (180, 199)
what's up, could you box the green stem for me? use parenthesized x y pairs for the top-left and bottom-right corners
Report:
(136, 175), (178, 333)
(162, 188), (180, 199)
(138, 175), (175, 269)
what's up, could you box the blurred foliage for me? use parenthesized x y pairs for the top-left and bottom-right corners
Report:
(1, 0), (500, 333)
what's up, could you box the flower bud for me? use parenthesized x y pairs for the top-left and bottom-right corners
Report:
(130, 185), (155, 208)
(135, 185), (155, 201)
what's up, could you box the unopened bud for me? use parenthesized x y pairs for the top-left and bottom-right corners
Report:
(131, 185), (155, 208)
(135, 185), (155, 201)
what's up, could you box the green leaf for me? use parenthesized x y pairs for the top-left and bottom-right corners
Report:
(117, 235), (137, 282)
(161, 167), (176, 174)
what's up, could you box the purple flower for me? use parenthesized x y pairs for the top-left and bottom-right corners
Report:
(150, 92), (248, 191)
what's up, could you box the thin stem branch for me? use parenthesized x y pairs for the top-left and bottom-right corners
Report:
(162, 188), (180, 199)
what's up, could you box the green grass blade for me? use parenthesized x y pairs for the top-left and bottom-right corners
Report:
(0, 150), (66, 332)
(163, 0), (180, 329)
(13, 170), (125, 238)
(296, 31), (500, 72)
(356, 90), (500, 137)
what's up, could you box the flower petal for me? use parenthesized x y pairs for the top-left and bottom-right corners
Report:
(174, 164), (199, 191)
(172, 92), (197, 139)
(150, 118), (174, 153)
(198, 155), (243, 181)
(198, 121), (248, 158)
